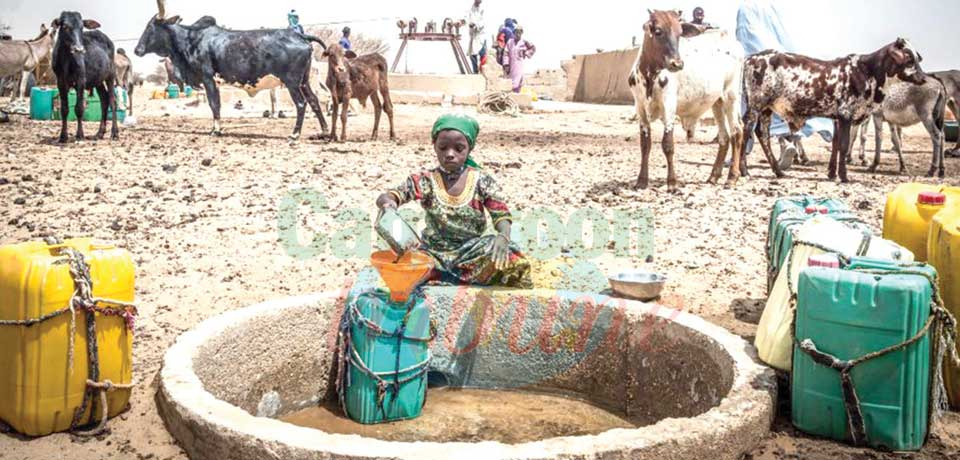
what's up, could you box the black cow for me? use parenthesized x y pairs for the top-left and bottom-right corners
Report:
(51, 11), (119, 143)
(134, 0), (328, 140)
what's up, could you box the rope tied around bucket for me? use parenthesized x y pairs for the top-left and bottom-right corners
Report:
(790, 262), (960, 447)
(336, 289), (436, 421)
(0, 237), (139, 437)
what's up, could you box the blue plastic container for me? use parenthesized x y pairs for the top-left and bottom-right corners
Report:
(342, 289), (432, 424)
(166, 84), (180, 99)
(792, 257), (935, 450)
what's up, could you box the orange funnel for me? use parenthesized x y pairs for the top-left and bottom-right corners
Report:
(370, 250), (435, 303)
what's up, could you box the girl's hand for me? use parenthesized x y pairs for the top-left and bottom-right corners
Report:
(491, 234), (510, 270)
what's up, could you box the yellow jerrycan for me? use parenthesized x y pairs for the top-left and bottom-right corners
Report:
(755, 216), (913, 371)
(0, 238), (135, 436)
(883, 183), (960, 261)
(929, 206), (960, 408)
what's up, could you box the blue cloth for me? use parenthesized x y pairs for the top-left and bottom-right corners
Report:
(500, 18), (517, 42)
(736, 0), (832, 142)
(339, 37), (351, 50)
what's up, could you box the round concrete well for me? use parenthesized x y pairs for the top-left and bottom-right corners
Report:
(156, 288), (775, 460)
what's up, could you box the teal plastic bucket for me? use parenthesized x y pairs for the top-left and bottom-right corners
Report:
(167, 84), (180, 99)
(82, 90), (102, 122)
(29, 87), (55, 120)
(52, 89), (78, 121)
(766, 196), (868, 292)
(793, 258), (935, 450)
(341, 289), (432, 424)
(184, 86), (193, 97)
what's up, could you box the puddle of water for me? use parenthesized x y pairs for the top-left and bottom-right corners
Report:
(280, 388), (637, 443)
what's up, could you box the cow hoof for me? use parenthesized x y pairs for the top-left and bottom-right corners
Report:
(867, 165), (878, 173)
(706, 176), (719, 185)
(210, 130), (223, 137)
(724, 179), (739, 189)
(263, 110), (272, 118)
(634, 180), (648, 190)
(926, 168), (936, 178)
(899, 168), (908, 175)
(58, 135), (68, 144)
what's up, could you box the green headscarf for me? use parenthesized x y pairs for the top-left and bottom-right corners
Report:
(431, 113), (481, 168)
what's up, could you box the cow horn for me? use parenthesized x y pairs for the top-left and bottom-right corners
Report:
(157, 0), (166, 19)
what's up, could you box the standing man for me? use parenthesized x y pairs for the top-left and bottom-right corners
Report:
(340, 27), (352, 50)
(466, 0), (484, 74)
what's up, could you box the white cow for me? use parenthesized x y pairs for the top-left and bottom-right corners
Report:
(627, 9), (744, 191)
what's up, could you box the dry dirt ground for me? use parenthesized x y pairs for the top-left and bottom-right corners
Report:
(1, 94), (959, 460)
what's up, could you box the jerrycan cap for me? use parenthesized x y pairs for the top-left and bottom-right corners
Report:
(808, 253), (841, 269)
(918, 191), (946, 206)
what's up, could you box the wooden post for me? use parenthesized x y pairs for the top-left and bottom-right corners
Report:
(391, 37), (409, 73)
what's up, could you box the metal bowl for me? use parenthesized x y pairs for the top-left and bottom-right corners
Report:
(608, 271), (667, 301)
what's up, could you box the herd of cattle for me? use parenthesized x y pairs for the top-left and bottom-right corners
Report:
(1, 6), (957, 188)
(628, 9), (959, 190)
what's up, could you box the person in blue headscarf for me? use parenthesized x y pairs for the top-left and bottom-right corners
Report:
(736, 0), (833, 170)
(287, 10), (304, 34)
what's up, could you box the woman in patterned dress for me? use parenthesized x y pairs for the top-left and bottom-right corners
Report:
(376, 114), (532, 288)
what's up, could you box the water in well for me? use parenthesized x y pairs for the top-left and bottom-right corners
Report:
(280, 387), (638, 443)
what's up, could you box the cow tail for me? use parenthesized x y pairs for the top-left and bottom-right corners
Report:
(300, 33), (328, 50)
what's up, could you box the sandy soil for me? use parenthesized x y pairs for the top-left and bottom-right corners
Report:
(1, 93), (959, 460)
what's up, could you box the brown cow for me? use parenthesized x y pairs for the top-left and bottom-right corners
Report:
(324, 43), (395, 142)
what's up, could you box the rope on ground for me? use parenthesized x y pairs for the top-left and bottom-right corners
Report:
(71, 379), (136, 437)
(479, 91), (519, 117)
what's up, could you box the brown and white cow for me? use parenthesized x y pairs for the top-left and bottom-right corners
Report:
(627, 10), (744, 191)
(740, 38), (926, 182)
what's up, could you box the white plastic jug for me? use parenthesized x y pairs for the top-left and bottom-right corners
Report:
(754, 215), (914, 371)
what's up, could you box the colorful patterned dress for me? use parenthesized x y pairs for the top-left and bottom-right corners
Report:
(388, 167), (532, 288)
